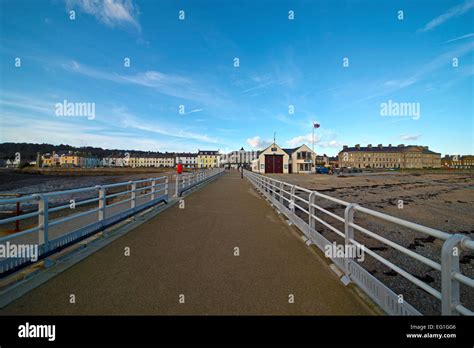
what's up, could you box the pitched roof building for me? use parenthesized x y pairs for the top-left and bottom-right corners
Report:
(251, 143), (316, 174)
(338, 144), (441, 169)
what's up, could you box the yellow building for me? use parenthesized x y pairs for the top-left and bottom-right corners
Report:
(41, 154), (54, 167)
(197, 150), (220, 168)
(41, 152), (61, 167)
(60, 153), (82, 167)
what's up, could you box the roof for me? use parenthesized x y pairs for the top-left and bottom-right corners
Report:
(340, 145), (440, 155)
(282, 148), (297, 155)
(198, 150), (219, 155)
(283, 144), (314, 155)
(258, 143), (314, 156)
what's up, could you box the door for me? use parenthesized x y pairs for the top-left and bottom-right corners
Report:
(265, 155), (283, 173)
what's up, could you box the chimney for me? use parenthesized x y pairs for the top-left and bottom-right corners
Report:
(355, 144), (360, 149)
(343, 145), (348, 150)
(388, 144), (392, 147)
(367, 144), (372, 148)
(423, 146), (428, 150)
(377, 144), (382, 148)
(398, 144), (404, 148)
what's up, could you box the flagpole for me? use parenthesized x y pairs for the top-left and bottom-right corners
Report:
(312, 124), (314, 153)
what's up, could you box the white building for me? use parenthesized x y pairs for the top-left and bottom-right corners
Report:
(102, 155), (127, 167)
(175, 153), (198, 168)
(251, 143), (316, 174)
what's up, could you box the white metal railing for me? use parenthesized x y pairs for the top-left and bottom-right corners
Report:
(0, 176), (169, 275)
(0, 168), (225, 276)
(244, 169), (474, 316)
(175, 168), (225, 197)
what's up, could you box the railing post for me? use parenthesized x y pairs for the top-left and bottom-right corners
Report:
(289, 185), (296, 213)
(97, 185), (106, 221)
(37, 194), (49, 252)
(308, 192), (316, 231)
(15, 198), (20, 232)
(279, 182), (284, 204)
(130, 181), (136, 209)
(151, 179), (156, 201)
(175, 174), (181, 197)
(441, 234), (466, 315)
(165, 177), (169, 200)
(343, 203), (359, 280)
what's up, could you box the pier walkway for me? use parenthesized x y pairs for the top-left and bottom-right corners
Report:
(0, 171), (375, 315)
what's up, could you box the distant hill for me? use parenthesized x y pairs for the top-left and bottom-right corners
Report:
(0, 143), (170, 160)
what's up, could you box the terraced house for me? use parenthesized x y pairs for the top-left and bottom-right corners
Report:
(197, 150), (220, 168)
(175, 153), (197, 168)
(129, 153), (175, 168)
(338, 144), (441, 169)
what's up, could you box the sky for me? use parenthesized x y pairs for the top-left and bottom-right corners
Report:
(0, 0), (473, 156)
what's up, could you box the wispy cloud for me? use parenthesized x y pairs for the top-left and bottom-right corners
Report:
(353, 41), (474, 104)
(286, 133), (319, 147)
(184, 108), (204, 115)
(0, 93), (54, 115)
(0, 93), (218, 147)
(66, 0), (141, 31)
(419, 0), (474, 32)
(62, 60), (228, 108)
(286, 130), (343, 149)
(444, 33), (474, 43)
(400, 134), (421, 141)
(246, 136), (271, 150)
(111, 107), (217, 143)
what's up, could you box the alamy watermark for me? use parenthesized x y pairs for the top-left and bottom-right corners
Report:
(324, 242), (365, 262)
(380, 99), (420, 120)
(55, 99), (96, 120)
(0, 242), (38, 262)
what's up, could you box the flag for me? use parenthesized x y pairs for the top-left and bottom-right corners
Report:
(313, 122), (320, 128)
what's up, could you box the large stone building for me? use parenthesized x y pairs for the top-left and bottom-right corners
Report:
(338, 144), (441, 169)
(251, 143), (316, 174)
(442, 155), (474, 169)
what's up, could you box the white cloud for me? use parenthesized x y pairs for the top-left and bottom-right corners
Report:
(400, 134), (421, 141)
(0, 112), (202, 152)
(184, 108), (204, 115)
(0, 93), (218, 147)
(355, 41), (474, 104)
(246, 136), (271, 150)
(111, 107), (217, 143)
(444, 33), (474, 43)
(66, 0), (141, 30)
(286, 133), (320, 147)
(286, 132), (343, 149)
(63, 60), (220, 106)
(319, 140), (344, 148)
(419, 0), (474, 32)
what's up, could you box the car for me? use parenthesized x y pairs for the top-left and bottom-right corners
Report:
(316, 166), (330, 174)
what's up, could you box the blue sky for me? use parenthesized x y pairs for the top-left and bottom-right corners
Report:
(0, 0), (473, 156)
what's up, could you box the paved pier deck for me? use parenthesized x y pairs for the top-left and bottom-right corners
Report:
(1, 172), (376, 315)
